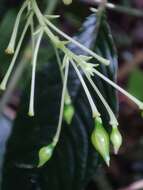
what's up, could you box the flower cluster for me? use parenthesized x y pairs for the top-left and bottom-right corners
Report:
(1, 0), (143, 167)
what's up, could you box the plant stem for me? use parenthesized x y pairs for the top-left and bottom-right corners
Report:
(84, 71), (118, 127)
(45, 18), (110, 65)
(53, 46), (64, 81)
(28, 29), (43, 116)
(53, 56), (69, 146)
(93, 68), (143, 110)
(71, 59), (100, 118)
(0, 14), (33, 90)
(0, 0), (59, 114)
(91, 1), (143, 17)
(94, 0), (107, 41)
(5, 0), (28, 53)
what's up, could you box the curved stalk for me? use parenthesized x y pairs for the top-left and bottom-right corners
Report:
(93, 68), (143, 110)
(70, 59), (100, 118)
(5, 0), (28, 54)
(84, 71), (118, 127)
(53, 56), (69, 146)
(0, 14), (33, 90)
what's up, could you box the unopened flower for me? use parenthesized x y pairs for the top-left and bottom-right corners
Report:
(91, 118), (110, 166)
(110, 127), (122, 154)
(38, 144), (54, 167)
(64, 104), (75, 124)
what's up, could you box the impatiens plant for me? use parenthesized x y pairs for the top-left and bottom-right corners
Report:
(1, 1), (143, 185)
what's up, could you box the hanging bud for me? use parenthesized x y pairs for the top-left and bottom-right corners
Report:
(62, 0), (72, 5)
(91, 118), (110, 166)
(110, 127), (122, 154)
(64, 104), (75, 125)
(38, 144), (54, 167)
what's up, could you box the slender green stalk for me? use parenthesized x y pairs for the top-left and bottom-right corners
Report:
(53, 46), (64, 81)
(31, 0), (109, 66)
(93, 68), (143, 110)
(53, 56), (69, 146)
(53, 46), (72, 106)
(5, 0), (28, 54)
(44, 18), (110, 65)
(0, 0), (59, 114)
(70, 59), (100, 118)
(93, 0), (107, 41)
(0, 14), (33, 90)
(91, 1), (143, 17)
(30, 17), (35, 62)
(28, 29), (44, 116)
(84, 72), (118, 127)
(28, 1), (35, 64)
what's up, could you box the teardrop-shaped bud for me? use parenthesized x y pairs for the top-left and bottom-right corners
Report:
(91, 118), (110, 166)
(62, 0), (72, 5)
(110, 127), (122, 154)
(38, 144), (54, 167)
(64, 104), (74, 125)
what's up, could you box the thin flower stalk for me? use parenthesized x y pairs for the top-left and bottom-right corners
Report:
(70, 59), (100, 118)
(53, 46), (64, 81)
(92, 68), (143, 111)
(0, 14), (33, 90)
(44, 18), (110, 66)
(84, 72), (118, 127)
(30, 16), (35, 60)
(73, 54), (143, 113)
(53, 56), (70, 146)
(28, 29), (44, 117)
(31, 0), (110, 66)
(53, 46), (74, 112)
(5, 0), (28, 54)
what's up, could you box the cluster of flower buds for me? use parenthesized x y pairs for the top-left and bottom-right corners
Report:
(91, 117), (122, 166)
(1, 0), (143, 168)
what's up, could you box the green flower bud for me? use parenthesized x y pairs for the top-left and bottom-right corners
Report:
(110, 127), (122, 154)
(91, 118), (110, 166)
(38, 144), (54, 167)
(62, 0), (72, 5)
(64, 104), (75, 125)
